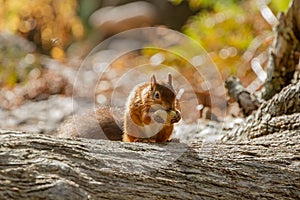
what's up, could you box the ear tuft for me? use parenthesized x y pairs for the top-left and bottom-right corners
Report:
(167, 73), (173, 86)
(151, 74), (157, 89)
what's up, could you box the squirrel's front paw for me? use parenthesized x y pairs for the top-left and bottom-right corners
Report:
(170, 110), (181, 124)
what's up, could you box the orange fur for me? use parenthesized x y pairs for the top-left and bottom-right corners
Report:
(123, 74), (181, 143)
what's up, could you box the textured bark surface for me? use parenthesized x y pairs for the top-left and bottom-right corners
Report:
(0, 130), (299, 200)
(262, 0), (300, 100)
(223, 80), (300, 142)
(223, 0), (300, 142)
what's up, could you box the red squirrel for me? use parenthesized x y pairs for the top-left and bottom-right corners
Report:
(56, 74), (181, 143)
(122, 74), (181, 142)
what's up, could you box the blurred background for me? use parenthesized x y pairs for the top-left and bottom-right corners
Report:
(0, 0), (290, 134)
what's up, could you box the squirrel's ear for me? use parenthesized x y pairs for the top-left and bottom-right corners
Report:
(167, 73), (173, 86)
(150, 74), (157, 89)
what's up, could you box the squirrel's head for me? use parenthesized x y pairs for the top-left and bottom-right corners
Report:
(149, 73), (175, 109)
(150, 74), (181, 125)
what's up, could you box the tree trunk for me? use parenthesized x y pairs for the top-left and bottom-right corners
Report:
(0, 129), (299, 200)
(262, 0), (300, 100)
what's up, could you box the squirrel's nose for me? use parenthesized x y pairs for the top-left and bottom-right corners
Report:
(175, 110), (181, 120)
(170, 110), (181, 124)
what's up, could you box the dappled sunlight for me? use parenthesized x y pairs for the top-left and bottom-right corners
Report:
(0, 0), (84, 58)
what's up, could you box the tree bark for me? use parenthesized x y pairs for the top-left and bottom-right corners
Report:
(0, 129), (299, 200)
(223, 80), (300, 142)
(262, 0), (300, 100)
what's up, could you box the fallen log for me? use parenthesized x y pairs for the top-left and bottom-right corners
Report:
(0, 129), (299, 199)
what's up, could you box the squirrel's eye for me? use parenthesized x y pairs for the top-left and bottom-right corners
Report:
(154, 91), (160, 99)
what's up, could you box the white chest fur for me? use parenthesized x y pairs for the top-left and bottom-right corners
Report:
(142, 121), (164, 138)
